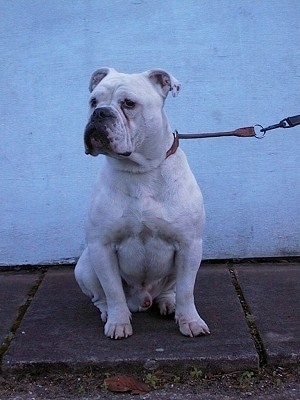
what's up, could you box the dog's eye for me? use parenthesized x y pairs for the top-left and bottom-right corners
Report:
(90, 98), (97, 108)
(122, 99), (135, 109)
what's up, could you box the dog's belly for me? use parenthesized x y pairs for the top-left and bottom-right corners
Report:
(116, 228), (175, 286)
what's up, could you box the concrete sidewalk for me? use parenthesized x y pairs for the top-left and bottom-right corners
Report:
(0, 262), (299, 376)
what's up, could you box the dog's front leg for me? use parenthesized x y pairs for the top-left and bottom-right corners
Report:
(175, 240), (210, 337)
(88, 242), (132, 339)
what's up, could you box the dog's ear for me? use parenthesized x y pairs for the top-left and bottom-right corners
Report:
(145, 69), (181, 98)
(89, 67), (116, 92)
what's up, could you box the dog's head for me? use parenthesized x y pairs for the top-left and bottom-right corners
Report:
(84, 68), (180, 160)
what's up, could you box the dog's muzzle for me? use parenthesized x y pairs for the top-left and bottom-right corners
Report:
(84, 107), (132, 157)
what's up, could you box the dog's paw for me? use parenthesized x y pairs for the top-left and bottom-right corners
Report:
(94, 300), (108, 322)
(156, 291), (176, 316)
(157, 298), (175, 316)
(104, 321), (133, 339)
(176, 315), (210, 337)
(97, 303), (108, 323)
(100, 310), (108, 322)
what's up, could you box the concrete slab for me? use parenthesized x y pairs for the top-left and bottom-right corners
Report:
(3, 265), (257, 373)
(0, 271), (38, 347)
(235, 263), (300, 365)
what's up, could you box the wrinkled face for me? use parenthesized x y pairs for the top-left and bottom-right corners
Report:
(84, 73), (164, 158)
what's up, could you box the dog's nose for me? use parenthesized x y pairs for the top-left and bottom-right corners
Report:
(117, 151), (132, 157)
(92, 107), (116, 120)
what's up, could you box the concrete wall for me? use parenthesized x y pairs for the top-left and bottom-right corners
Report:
(0, 0), (299, 266)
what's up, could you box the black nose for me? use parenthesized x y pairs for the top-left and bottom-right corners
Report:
(117, 151), (132, 157)
(91, 107), (116, 120)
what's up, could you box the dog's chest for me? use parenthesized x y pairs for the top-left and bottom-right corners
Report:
(120, 194), (172, 241)
(106, 186), (176, 283)
(110, 177), (177, 247)
(115, 196), (176, 283)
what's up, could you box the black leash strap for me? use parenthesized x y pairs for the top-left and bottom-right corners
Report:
(256, 114), (300, 138)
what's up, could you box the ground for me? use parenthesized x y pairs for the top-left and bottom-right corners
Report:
(0, 365), (299, 399)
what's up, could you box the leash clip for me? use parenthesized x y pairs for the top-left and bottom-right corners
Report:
(258, 114), (300, 137)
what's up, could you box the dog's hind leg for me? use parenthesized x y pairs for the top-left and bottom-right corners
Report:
(75, 248), (108, 322)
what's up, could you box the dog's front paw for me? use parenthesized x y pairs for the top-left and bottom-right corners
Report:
(176, 314), (210, 337)
(104, 321), (133, 339)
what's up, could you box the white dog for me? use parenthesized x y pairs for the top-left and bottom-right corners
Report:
(75, 68), (210, 339)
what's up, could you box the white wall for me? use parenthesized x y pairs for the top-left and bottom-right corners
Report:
(0, 0), (299, 266)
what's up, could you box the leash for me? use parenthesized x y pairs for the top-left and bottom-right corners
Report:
(166, 114), (300, 158)
(176, 114), (300, 140)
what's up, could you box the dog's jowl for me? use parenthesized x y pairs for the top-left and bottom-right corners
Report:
(75, 68), (210, 339)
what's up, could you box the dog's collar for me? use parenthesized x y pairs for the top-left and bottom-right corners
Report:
(166, 130), (179, 158)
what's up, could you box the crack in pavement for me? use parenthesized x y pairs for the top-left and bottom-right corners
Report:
(0, 270), (47, 366)
(228, 266), (268, 368)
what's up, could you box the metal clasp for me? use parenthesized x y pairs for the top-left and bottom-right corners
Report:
(260, 120), (287, 134)
(257, 114), (300, 138)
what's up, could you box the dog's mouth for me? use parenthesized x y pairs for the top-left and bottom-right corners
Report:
(84, 123), (132, 158)
(84, 108), (132, 157)
(84, 122), (110, 156)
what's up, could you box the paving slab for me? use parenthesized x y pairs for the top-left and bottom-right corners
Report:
(3, 265), (257, 373)
(0, 271), (39, 347)
(235, 263), (300, 365)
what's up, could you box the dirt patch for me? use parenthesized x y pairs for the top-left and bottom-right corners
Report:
(0, 365), (299, 399)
